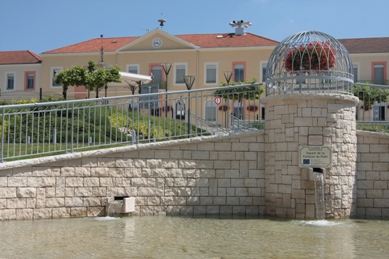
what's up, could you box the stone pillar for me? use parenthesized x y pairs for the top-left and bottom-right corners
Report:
(262, 93), (359, 219)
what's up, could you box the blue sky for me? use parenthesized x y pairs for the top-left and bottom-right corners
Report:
(1, 0), (388, 54)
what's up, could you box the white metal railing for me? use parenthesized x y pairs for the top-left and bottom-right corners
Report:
(0, 84), (263, 162)
(354, 83), (389, 132)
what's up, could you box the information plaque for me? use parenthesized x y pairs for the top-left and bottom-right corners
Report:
(299, 146), (332, 168)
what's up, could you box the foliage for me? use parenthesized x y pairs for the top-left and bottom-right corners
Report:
(213, 78), (263, 100)
(285, 41), (336, 73)
(353, 84), (389, 109)
(357, 123), (389, 133)
(108, 112), (131, 128)
(40, 96), (64, 102)
(1, 99), (211, 162)
(11, 98), (40, 105)
(0, 119), (7, 135)
(54, 60), (121, 99)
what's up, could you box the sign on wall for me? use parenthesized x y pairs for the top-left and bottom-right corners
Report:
(299, 146), (332, 168)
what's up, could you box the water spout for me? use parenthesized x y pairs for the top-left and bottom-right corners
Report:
(313, 171), (325, 220)
(105, 196), (136, 217)
(107, 200), (123, 217)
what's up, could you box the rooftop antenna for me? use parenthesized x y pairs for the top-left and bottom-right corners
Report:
(229, 20), (252, 36)
(141, 28), (150, 33)
(158, 12), (166, 29)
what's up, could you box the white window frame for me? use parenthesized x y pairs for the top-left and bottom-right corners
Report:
(126, 64), (139, 74)
(204, 99), (217, 122)
(373, 103), (386, 121)
(260, 61), (268, 82)
(174, 63), (187, 85)
(5, 72), (15, 90)
(352, 63), (360, 83)
(204, 62), (218, 85)
(234, 64), (245, 83)
(26, 73), (35, 89)
(150, 65), (163, 88)
(373, 64), (385, 84)
(51, 67), (63, 88)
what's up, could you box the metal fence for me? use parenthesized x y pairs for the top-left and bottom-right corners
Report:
(2, 82), (388, 163)
(0, 84), (263, 162)
(354, 83), (389, 132)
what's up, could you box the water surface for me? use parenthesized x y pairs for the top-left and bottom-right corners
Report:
(0, 216), (388, 258)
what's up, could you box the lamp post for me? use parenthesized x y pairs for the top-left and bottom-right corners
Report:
(224, 71), (233, 85)
(183, 75), (195, 136)
(161, 63), (172, 117)
(223, 71), (233, 128)
(96, 34), (112, 98)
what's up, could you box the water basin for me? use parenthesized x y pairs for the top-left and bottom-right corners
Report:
(0, 216), (387, 258)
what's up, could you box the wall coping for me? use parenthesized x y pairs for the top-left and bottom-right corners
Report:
(357, 130), (389, 139)
(261, 93), (359, 105)
(0, 130), (264, 170)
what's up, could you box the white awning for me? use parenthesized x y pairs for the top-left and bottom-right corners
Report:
(108, 71), (153, 87)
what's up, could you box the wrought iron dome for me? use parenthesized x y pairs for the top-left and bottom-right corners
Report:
(265, 31), (354, 96)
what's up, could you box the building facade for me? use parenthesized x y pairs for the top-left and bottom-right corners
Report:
(0, 51), (42, 100)
(1, 28), (388, 117)
(338, 37), (389, 122)
(40, 27), (278, 100)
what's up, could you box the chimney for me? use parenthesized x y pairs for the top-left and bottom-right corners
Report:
(229, 20), (252, 36)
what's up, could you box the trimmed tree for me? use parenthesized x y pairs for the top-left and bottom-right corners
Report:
(54, 60), (121, 99)
(213, 78), (263, 101)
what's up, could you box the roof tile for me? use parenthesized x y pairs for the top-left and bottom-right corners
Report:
(43, 37), (138, 54)
(176, 32), (279, 48)
(339, 37), (389, 53)
(0, 50), (41, 65)
(43, 33), (279, 54)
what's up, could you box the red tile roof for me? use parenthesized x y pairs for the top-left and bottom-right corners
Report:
(0, 50), (41, 65)
(339, 37), (389, 53)
(43, 37), (138, 54)
(43, 33), (279, 54)
(176, 33), (279, 48)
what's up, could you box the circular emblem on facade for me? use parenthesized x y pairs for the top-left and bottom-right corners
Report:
(152, 38), (162, 48)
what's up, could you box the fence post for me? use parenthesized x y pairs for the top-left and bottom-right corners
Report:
(39, 88), (42, 101)
(0, 107), (4, 163)
(65, 103), (69, 153)
(71, 102), (74, 152)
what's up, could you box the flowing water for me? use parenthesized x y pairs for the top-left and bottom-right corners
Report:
(107, 200), (123, 217)
(0, 216), (388, 259)
(313, 172), (325, 220)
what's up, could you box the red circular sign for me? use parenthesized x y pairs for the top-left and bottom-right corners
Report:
(214, 96), (222, 105)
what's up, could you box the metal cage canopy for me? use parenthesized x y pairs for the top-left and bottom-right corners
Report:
(265, 31), (354, 96)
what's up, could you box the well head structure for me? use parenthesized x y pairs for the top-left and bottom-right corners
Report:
(266, 31), (354, 96)
(263, 31), (359, 219)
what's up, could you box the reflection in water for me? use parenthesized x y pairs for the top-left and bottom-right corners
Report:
(0, 216), (388, 258)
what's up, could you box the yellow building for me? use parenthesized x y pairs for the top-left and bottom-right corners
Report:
(40, 26), (279, 99)
(0, 50), (42, 100)
(2, 25), (388, 120)
(339, 37), (389, 121)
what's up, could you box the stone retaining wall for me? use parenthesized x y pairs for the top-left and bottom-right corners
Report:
(356, 131), (389, 219)
(0, 124), (388, 221)
(0, 132), (266, 220)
